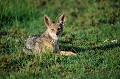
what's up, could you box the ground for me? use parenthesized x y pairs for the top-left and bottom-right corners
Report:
(0, 0), (120, 79)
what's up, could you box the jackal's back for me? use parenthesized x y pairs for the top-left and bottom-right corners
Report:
(23, 35), (53, 54)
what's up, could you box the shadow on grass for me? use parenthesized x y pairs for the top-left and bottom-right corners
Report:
(60, 43), (120, 53)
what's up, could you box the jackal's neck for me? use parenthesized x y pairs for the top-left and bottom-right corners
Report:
(42, 30), (58, 42)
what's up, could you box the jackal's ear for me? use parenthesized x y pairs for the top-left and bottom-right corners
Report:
(44, 14), (52, 27)
(58, 13), (66, 25)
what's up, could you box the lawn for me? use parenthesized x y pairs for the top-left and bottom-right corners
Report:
(0, 0), (120, 79)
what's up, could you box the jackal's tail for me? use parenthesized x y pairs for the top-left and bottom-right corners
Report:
(60, 51), (77, 57)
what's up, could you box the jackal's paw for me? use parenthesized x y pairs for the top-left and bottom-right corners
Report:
(60, 51), (77, 57)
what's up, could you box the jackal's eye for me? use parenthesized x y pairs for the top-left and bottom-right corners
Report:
(51, 29), (55, 31)
(58, 28), (60, 30)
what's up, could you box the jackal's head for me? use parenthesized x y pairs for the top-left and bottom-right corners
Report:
(44, 14), (66, 40)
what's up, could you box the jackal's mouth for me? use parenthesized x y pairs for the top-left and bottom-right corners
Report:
(56, 32), (60, 36)
(56, 29), (62, 36)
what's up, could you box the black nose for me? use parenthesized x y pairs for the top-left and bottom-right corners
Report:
(56, 32), (59, 35)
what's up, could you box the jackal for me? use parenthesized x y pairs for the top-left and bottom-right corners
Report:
(23, 14), (77, 56)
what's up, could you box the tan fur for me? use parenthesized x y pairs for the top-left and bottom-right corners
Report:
(23, 14), (77, 56)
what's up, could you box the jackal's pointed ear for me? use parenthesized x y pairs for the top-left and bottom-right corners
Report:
(44, 14), (52, 27)
(58, 13), (66, 25)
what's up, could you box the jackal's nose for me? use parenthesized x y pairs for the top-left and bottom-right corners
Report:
(56, 28), (61, 35)
(56, 32), (59, 36)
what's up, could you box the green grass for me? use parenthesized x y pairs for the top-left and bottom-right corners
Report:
(0, 0), (120, 79)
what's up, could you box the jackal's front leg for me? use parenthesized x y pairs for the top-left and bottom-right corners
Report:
(53, 42), (60, 53)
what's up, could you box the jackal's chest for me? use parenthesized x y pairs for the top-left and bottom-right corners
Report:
(34, 38), (58, 52)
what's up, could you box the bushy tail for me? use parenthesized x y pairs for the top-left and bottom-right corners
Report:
(60, 51), (77, 57)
